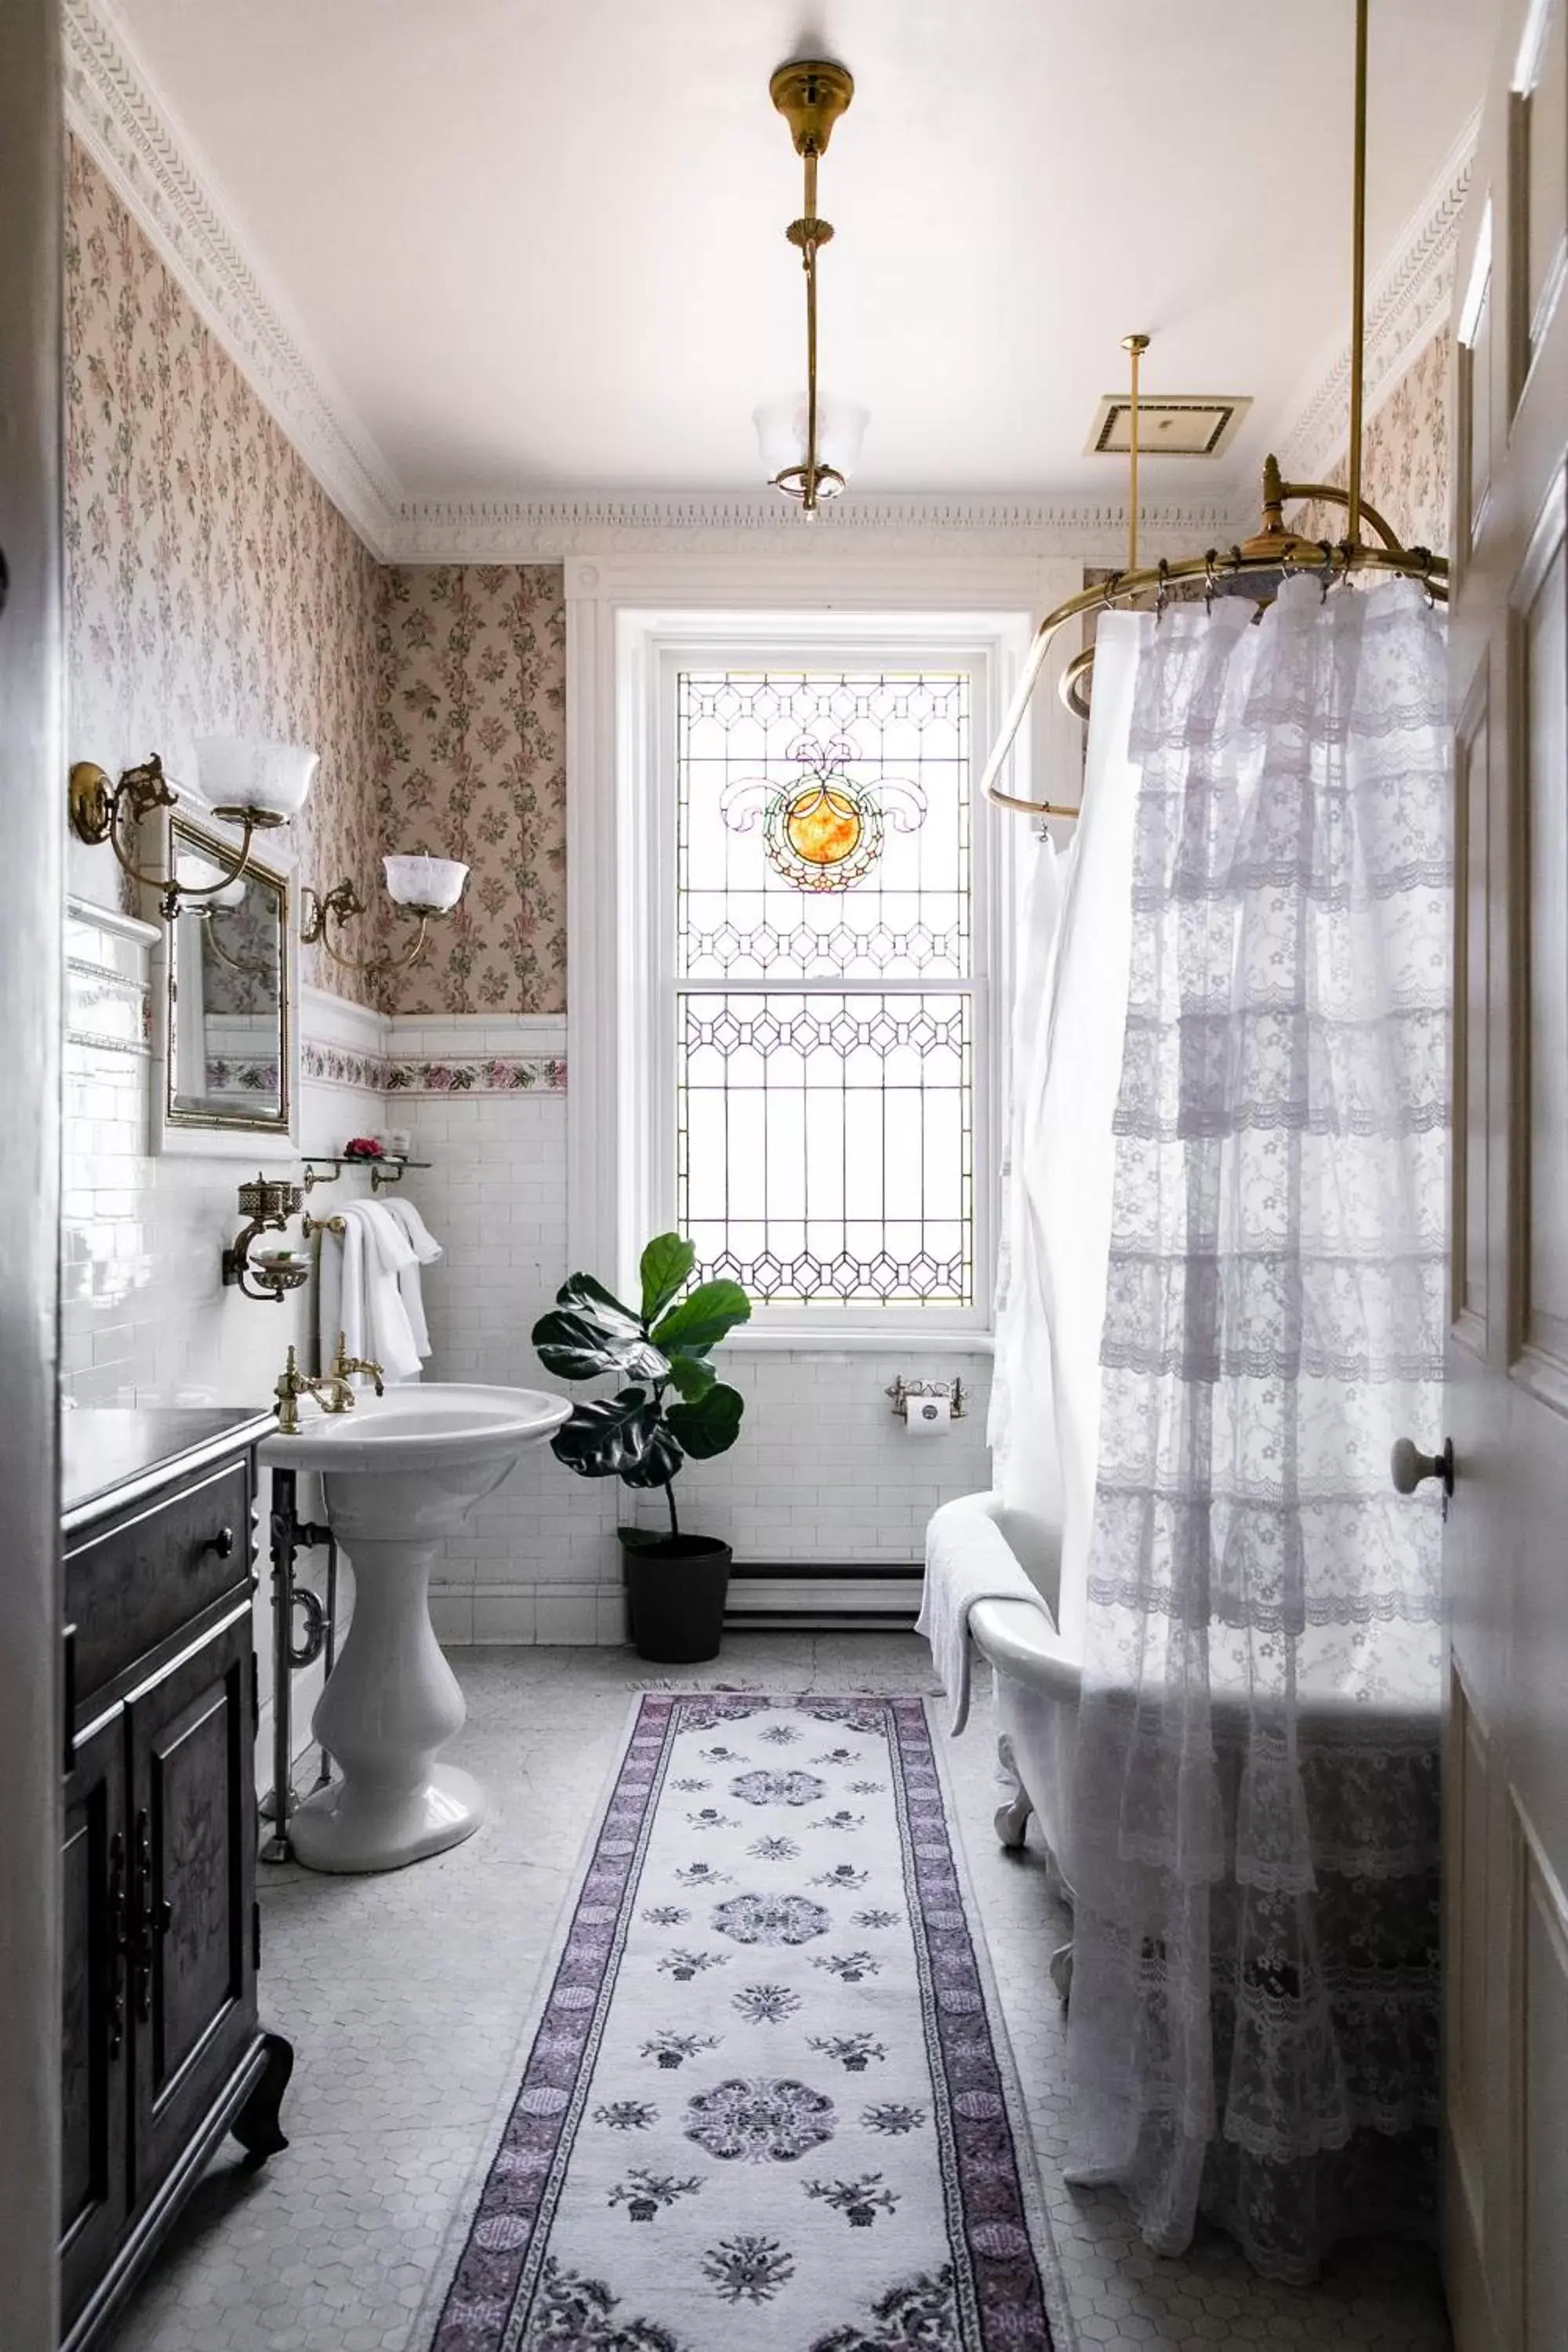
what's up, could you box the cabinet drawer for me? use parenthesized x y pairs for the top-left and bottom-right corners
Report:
(65, 1461), (250, 1706)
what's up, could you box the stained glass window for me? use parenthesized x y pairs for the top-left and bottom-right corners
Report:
(674, 670), (978, 1309)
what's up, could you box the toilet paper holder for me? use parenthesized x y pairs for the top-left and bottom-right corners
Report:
(886, 1375), (966, 1422)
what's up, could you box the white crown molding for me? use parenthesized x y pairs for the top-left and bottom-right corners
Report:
(1277, 111), (1477, 480)
(383, 488), (1256, 563)
(63, 0), (402, 556)
(64, 0), (1467, 564)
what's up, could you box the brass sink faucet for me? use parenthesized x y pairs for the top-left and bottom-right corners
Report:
(273, 1334), (386, 1433)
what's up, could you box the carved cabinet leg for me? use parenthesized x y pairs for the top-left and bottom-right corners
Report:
(231, 2031), (294, 2168)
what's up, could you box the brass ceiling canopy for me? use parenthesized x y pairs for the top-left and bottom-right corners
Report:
(982, 0), (1450, 817)
(769, 59), (855, 158)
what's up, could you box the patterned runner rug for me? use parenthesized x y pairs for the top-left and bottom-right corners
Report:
(429, 1693), (1068, 2352)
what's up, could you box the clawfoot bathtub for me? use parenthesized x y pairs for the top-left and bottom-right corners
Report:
(933, 1490), (1082, 1998)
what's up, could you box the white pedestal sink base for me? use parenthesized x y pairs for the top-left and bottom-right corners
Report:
(299, 1531), (481, 1875)
(290, 1763), (486, 1875)
(257, 1384), (569, 1877)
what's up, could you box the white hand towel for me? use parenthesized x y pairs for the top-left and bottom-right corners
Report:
(916, 1492), (1051, 1735)
(378, 1194), (443, 1366)
(335, 1200), (423, 1385)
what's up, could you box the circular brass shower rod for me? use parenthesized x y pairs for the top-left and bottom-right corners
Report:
(982, 0), (1450, 822)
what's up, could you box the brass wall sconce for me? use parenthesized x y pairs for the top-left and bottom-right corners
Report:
(300, 855), (470, 977)
(67, 738), (318, 920)
(753, 58), (867, 513)
(223, 1173), (309, 1302)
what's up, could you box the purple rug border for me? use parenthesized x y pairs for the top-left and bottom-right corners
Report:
(427, 1692), (1059, 2352)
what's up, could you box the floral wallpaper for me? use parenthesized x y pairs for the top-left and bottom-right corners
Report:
(64, 136), (383, 1005)
(1290, 327), (1451, 557)
(372, 564), (567, 1015)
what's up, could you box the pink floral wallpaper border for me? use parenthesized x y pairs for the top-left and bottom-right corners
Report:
(299, 1040), (568, 1094)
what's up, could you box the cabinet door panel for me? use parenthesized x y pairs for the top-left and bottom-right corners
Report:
(127, 1606), (256, 2210)
(60, 1712), (129, 2332)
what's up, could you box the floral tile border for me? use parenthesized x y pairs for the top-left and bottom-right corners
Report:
(384, 1055), (567, 1095)
(300, 1040), (387, 1092)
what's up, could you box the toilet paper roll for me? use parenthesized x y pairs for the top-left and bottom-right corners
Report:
(906, 1395), (950, 1436)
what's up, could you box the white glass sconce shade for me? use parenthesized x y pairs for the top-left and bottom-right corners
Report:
(194, 735), (319, 818)
(173, 848), (249, 908)
(753, 392), (869, 492)
(383, 855), (470, 913)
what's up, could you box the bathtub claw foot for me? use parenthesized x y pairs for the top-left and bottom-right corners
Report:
(1048, 1940), (1074, 2004)
(993, 1735), (1033, 1849)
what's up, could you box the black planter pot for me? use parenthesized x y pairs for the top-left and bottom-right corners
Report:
(619, 1529), (731, 1664)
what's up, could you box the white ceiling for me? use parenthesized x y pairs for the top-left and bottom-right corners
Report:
(118, 0), (1499, 503)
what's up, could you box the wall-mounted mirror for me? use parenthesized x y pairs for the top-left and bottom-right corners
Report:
(151, 813), (300, 1156)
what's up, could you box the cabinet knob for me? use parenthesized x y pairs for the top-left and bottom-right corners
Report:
(201, 1525), (237, 1563)
(1391, 1436), (1454, 1498)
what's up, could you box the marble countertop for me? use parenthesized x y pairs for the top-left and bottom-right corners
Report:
(62, 1404), (278, 1530)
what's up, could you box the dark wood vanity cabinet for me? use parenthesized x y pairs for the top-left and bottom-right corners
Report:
(60, 1411), (291, 2352)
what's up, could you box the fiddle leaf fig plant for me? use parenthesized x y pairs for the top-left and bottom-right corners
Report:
(532, 1233), (750, 1540)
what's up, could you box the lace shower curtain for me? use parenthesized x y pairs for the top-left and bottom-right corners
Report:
(1063, 575), (1450, 2282)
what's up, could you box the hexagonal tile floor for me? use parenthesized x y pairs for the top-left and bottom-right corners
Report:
(105, 1639), (1450, 2352)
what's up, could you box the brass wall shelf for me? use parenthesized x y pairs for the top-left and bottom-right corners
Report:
(301, 1154), (431, 1193)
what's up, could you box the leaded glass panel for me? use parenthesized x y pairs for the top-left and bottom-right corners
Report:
(676, 671), (971, 979)
(673, 669), (978, 1311)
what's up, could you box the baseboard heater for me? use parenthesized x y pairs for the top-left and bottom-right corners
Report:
(723, 1560), (923, 1631)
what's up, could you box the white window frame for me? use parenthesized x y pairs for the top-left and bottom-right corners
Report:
(565, 552), (1083, 1352)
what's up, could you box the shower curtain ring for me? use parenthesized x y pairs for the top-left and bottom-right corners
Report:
(1318, 543), (1335, 603)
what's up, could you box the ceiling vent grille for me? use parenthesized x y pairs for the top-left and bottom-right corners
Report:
(1086, 394), (1250, 460)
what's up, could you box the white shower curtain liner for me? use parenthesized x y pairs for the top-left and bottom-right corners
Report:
(1062, 575), (1450, 2283)
(988, 611), (1144, 1642)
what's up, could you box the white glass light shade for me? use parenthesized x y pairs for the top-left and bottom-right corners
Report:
(172, 849), (249, 907)
(194, 735), (318, 818)
(383, 855), (469, 913)
(753, 391), (869, 492)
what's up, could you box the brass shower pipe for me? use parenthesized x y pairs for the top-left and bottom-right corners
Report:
(982, 0), (1448, 820)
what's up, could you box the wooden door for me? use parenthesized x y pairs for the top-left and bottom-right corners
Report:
(59, 1712), (128, 2334)
(126, 1606), (258, 2212)
(1443, 6), (1568, 2347)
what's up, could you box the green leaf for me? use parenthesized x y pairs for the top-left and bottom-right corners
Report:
(651, 1280), (752, 1356)
(556, 1271), (644, 1336)
(550, 1386), (662, 1479)
(663, 1352), (717, 1402)
(532, 1308), (669, 1385)
(639, 1232), (696, 1326)
(617, 1421), (685, 1490)
(666, 1381), (745, 1462)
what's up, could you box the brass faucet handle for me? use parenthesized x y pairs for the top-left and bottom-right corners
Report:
(274, 1345), (303, 1434)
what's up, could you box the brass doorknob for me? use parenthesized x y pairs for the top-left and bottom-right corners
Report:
(1391, 1436), (1454, 1498)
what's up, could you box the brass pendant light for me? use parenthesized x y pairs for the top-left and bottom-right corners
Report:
(755, 59), (866, 513)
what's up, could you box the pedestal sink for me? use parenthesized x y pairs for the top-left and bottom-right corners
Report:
(260, 1384), (568, 1874)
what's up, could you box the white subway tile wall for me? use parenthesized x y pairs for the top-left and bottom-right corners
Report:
(62, 971), (994, 1654)
(61, 906), (385, 1771)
